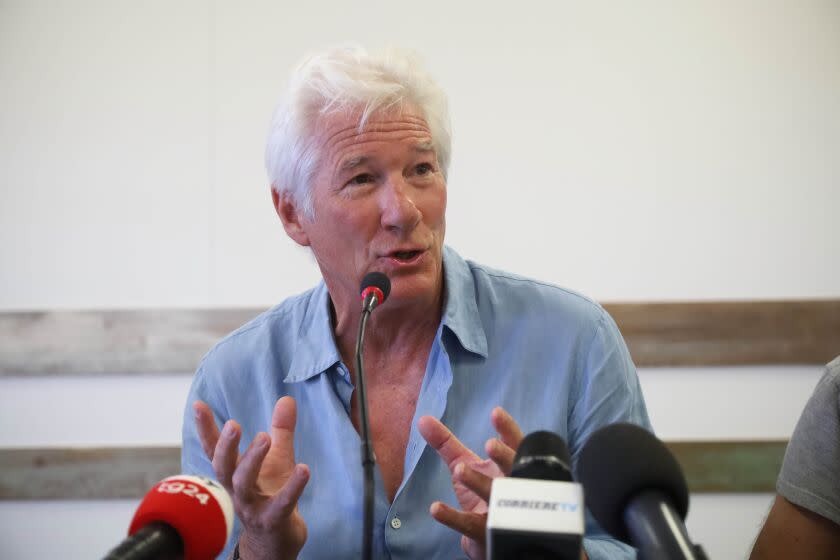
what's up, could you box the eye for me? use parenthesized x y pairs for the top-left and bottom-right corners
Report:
(347, 173), (375, 186)
(415, 162), (434, 175)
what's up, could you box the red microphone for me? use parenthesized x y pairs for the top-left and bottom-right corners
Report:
(103, 475), (234, 560)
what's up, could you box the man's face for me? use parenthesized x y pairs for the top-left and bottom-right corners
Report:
(287, 105), (447, 310)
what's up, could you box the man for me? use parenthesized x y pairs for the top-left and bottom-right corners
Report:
(749, 356), (840, 560)
(182, 45), (651, 559)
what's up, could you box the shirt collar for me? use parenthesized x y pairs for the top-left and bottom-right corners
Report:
(283, 245), (488, 383)
(284, 282), (342, 383)
(440, 246), (489, 358)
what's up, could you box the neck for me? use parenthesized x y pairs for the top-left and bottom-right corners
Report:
(330, 285), (444, 383)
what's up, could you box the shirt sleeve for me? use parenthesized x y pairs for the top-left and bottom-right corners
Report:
(181, 364), (242, 560)
(584, 535), (637, 559)
(776, 357), (840, 526)
(181, 365), (222, 476)
(570, 310), (652, 559)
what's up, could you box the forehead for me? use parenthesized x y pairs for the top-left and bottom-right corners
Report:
(313, 106), (434, 167)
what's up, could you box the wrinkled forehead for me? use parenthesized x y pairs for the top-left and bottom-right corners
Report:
(312, 104), (435, 164)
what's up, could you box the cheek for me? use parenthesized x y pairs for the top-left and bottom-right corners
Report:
(316, 205), (378, 246)
(425, 186), (447, 227)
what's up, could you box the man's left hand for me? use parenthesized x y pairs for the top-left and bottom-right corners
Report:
(417, 407), (525, 560)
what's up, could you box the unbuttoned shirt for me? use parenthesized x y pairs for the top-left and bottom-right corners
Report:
(182, 246), (651, 559)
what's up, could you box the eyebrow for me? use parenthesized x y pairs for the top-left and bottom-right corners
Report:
(339, 156), (368, 173)
(337, 143), (436, 174)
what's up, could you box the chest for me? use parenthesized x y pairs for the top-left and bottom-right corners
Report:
(350, 365), (425, 501)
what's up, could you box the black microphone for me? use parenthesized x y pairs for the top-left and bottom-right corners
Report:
(511, 431), (573, 482)
(356, 271), (390, 560)
(360, 271), (390, 313)
(487, 431), (584, 560)
(577, 423), (708, 560)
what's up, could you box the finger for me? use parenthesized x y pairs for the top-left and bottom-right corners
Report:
(193, 401), (221, 460)
(485, 437), (516, 475)
(212, 420), (242, 489)
(491, 407), (524, 451)
(270, 396), (298, 462)
(461, 534), (485, 560)
(265, 464), (311, 519)
(232, 432), (271, 504)
(429, 501), (486, 543)
(454, 463), (493, 503)
(418, 416), (479, 470)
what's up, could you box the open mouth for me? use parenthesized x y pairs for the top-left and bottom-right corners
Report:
(389, 250), (423, 263)
(393, 250), (421, 260)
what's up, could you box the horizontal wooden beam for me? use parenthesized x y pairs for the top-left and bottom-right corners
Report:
(610, 300), (840, 367)
(668, 440), (786, 494)
(0, 308), (261, 376)
(1, 300), (837, 376)
(0, 447), (181, 500)
(0, 441), (786, 500)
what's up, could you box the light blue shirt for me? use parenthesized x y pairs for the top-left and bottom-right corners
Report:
(182, 246), (651, 559)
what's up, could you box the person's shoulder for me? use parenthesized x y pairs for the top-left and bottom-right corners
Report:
(825, 356), (840, 382)
(197, 285), (323, 371)
(464, 257), (610, 327)
(807, 355), (840, 402)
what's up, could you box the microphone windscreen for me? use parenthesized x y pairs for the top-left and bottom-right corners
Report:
(129, 475), (234, 560)
(511, 431), (573, 482)
(360, 271), (391, 303)
(576, 423), (688, 542)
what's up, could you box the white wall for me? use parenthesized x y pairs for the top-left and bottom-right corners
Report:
(1, 1), (839, 559)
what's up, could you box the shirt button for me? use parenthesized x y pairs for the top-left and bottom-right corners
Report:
(390, 517), (402, 529)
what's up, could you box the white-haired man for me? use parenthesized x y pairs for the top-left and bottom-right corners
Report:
(182, 46), (651, 559)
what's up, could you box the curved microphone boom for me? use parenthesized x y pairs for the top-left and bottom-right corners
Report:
(356, 272), (390, 560)
(103, 475), (234, 560)
(576, 423), (707, 560)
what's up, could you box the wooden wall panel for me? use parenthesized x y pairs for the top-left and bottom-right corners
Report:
(611, 300), (840, 367)
(0, 300), (828, 502)
(0, 447), (180, 500)
(1, 300), (838, 376)
(0, 441), (786, 499)
(0, 309), (261, 376)
(669, 440), (787, 494)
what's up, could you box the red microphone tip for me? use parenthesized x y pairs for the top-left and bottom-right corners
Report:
(360, 286), (385, 305)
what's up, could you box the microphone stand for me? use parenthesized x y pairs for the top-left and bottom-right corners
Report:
(355, 292), (379, 560)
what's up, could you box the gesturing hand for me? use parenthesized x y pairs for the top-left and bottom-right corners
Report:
(417, 407), (525, 560)
(193, 396), (310, 560)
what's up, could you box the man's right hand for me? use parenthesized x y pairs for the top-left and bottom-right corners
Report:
(194, 396), (310, 560)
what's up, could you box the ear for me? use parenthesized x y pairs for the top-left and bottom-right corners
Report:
(272, 188), (311, 247)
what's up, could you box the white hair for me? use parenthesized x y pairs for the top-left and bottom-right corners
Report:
(264, 45), (452, 219)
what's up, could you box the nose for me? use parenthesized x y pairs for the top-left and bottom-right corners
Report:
(379, 174), (421, 233)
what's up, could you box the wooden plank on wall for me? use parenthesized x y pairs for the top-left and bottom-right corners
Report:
(1, 300), (838, 376)
(0, 441), (786, 500)
(611, 300), (840, 367)
(0, 309), (262, 376)
(0, 447), (181, 500)
(669, 440), (787, 493)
